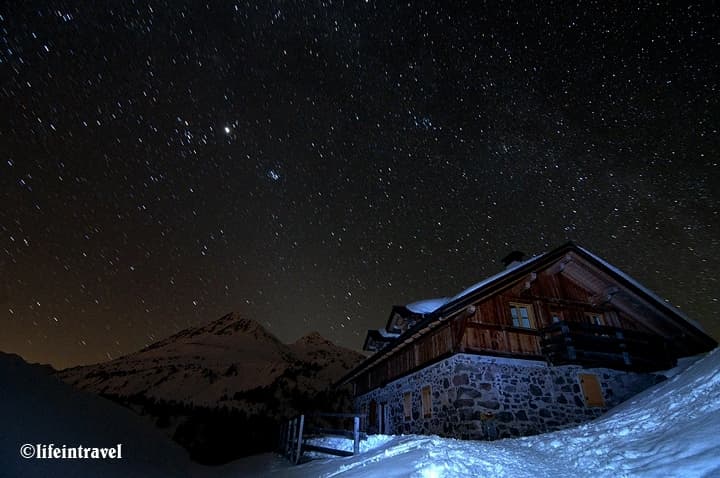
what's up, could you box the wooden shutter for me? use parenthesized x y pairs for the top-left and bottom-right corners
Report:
(421, 386), (432, 418)
(403, 392), (412, 420)
(579, 374), (605, 407)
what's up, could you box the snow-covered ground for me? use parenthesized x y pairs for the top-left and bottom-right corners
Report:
(202, 347), (720, 477)
(4, 347), (719, 477)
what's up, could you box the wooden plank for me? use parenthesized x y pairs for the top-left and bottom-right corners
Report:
(302, 444), (354, 457)
(305, 412), (368, 418)
(305, 427), (368, 440)
(295, 415), (305, 464)
(286, 419), (294, 460)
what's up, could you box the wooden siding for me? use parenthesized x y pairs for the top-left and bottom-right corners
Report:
(417, 326), (453, 364)
(357, 322), (457, 394)
(463, 323), (541, 356)
(387, 346), (414, 380)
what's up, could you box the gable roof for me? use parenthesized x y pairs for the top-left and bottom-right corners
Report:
(340, 242), (717, 385)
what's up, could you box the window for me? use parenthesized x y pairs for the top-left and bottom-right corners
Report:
(579, 373), (605, 407)
(403, 392), (412, 420)
(585, 312), (604, 326)
(509, 303), (534, 328)
(421, 386), (432, 418)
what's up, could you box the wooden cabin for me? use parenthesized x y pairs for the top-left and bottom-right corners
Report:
(340, 242), (717, 439)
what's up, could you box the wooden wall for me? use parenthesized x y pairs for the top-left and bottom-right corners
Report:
(355, 263), (662, 394)
(358, 323), (456, 394)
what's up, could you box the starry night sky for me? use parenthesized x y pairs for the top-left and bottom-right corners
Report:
(2, 1), (718, 368)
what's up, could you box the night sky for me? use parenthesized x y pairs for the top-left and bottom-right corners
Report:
(2, 1), (718, 369)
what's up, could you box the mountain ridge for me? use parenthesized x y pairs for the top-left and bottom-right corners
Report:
(57, 311), (364, 410)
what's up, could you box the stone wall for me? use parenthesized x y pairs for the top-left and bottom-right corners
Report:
(356, 354), (664, 439)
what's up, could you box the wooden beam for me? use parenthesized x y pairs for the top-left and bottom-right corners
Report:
(547, 254), (573, 275)
(295, 415), (304, 464)
(589, 286), (620, 307)
(523, 272), (538, 290)
(524, 295), (597, 308)
(302, 444), (354, 457)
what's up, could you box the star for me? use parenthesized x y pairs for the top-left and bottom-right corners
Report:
(1, 1), (717, 368)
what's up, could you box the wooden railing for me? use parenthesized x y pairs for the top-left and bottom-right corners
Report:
(279, 413), (366, 464)
(541, 321), (675, 371)
(463, 322), (543, 356)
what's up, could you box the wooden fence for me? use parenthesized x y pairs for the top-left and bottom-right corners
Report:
(279, 412), (366, 464)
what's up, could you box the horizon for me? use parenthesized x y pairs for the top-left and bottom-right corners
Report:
(4, 240), (720, 369)
(5, 312), (370, 370)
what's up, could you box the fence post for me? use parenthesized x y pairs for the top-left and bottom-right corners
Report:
(284, 420), (289, 459)
(283, 420), (290, 458)
(295, 415), (305, 464)
(278, 422), (283, 452)
(289, 418), (296, 460)
(353, 416), (360, 455)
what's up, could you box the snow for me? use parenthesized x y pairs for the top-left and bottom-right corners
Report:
(378, 328), (401, 338)
(5, 344), (720, 477)
(209, 348), (720, 477)
(405, 298), (450, 314)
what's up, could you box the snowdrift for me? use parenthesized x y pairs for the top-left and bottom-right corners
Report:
(217, 347), (720, 477)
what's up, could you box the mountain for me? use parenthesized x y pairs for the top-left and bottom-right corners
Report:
(287, 331), (366, 394)
(58, 313), (364, 410)
(0, 351), (192, 478)
(55, 313), (366, 463)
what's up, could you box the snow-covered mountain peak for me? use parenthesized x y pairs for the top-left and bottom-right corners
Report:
(58, 312), (365, 411)
(142, 313), (280, 352)
(207, 313), (272, 338)
(294, 331), (333, 347)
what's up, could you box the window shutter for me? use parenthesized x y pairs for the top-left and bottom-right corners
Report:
(421, 386), (432, 418)
(579, 373), (605, 407)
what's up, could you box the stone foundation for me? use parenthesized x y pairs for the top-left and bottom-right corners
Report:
(356, 354), (664, 439)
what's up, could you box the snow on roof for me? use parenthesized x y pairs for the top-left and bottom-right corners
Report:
(378, 328), (400, 338)
(405, 298), (451, 314)
(404, 255), (545, 315)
